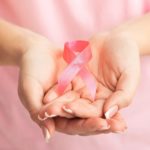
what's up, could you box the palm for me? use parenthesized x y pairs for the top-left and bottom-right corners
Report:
(54, 34), (140, 135)
(38, 34), (140, 135)
(18, 43), (63, 122)
(89, 34), (140, 110)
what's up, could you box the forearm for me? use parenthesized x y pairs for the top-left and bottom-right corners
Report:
(0, 20), (50, 66)
(0, 20), (30, 65)
(111, 13), (150, 55)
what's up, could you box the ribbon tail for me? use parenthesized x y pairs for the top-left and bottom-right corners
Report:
(79, 68), (96, 100)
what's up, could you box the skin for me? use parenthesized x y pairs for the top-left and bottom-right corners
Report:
(39, 13), (150, 138)
(0, 13), (150, 141)
(0, 20), (124, 138)
(39, 32), (140, 136)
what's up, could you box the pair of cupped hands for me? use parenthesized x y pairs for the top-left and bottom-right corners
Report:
(18, 32), (140, 142)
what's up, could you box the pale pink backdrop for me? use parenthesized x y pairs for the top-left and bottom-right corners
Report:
(0, 0), (150, 150)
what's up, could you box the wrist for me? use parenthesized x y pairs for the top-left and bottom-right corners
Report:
(15, 29), (60, 66)
(0, 20), (33, 66)
(18, 30), (63, 70)
(0, 21), (56, 66)
(110, 26), (149, 56)
(0, 20), (61, 67)
(13, 30), (46, 66)
(107, 31), (140, 54)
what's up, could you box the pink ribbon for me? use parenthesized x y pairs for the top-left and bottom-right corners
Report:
(57, 40), (96, 100)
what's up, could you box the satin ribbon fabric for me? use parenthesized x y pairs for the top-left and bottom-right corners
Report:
(57, 40), (96, 100)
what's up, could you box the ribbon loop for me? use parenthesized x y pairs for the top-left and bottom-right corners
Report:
(57, 40), (96, 100)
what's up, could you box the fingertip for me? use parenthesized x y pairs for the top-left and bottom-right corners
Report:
(62, 99), (101, 118)
(62, 100), (81, 115)
(45, 112), (57, 118)
(84, 117), (109, 132)
(38, 104), (59, 121)
(38, 114), (47, 121)
(103, 97), (118, 113)
(41, 126), (51, 143)
(107, 113), (127, 132)
(104, 105), (118, 119)
(42, 119), (56, 142)
(62, 105), (73, 114)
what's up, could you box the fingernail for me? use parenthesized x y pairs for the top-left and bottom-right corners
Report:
(42, 127), (51, 143)
(45, 112), (57, 118)
(62, 106), (73, 114)
(38, 114), (47, 121)
(105, 105), (118, 119)
(100, 125), (110, 130)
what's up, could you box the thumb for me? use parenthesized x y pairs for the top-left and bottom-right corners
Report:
(18, 75), (55, 142)
(104, 71), (140, 119)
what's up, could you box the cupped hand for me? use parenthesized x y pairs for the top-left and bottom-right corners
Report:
(17, 32), (66, 140)
(89, 32), (140, 114)
(38, 32), (140, 138)
(63, 32), (140, 118)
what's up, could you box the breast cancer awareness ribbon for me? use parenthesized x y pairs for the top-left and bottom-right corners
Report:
(57, 40), (96, 100)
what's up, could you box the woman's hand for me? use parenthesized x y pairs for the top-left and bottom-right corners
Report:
(62, 32), (140, 119)
(18, 34), (63, 140)
(0, 19), (141, 142)
(89, 32), (140, 115)
(61, 32), (140, 122)
(0, 20), (63, 140)
(38, 32), (140, 138)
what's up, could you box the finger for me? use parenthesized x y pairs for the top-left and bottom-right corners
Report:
(41, 118), (55, 142)
(81, 113), (127, 136)
(72, 76), (85, 91)
(79, 86), (94, 100)
(104, 71), (140, 119)
(39, 91), (79, 119)
(62, 98), (105, 118)
(54, 117), (110, 135)
(18, 75), (55, 142)
(43, 83), (72, 104)
(78, 129), (110, 136)
(95, 84), (112, 100)
(108, 113), (127, 133)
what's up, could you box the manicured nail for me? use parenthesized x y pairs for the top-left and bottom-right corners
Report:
(62, 106), (73, 114)
(45, 112), (57, 118)
(105, 105), (118, 119)
(42, 127), (51, 143)
(38, 115), (47, 121)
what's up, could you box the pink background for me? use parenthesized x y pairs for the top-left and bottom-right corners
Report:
(0, 0), (150, 149)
